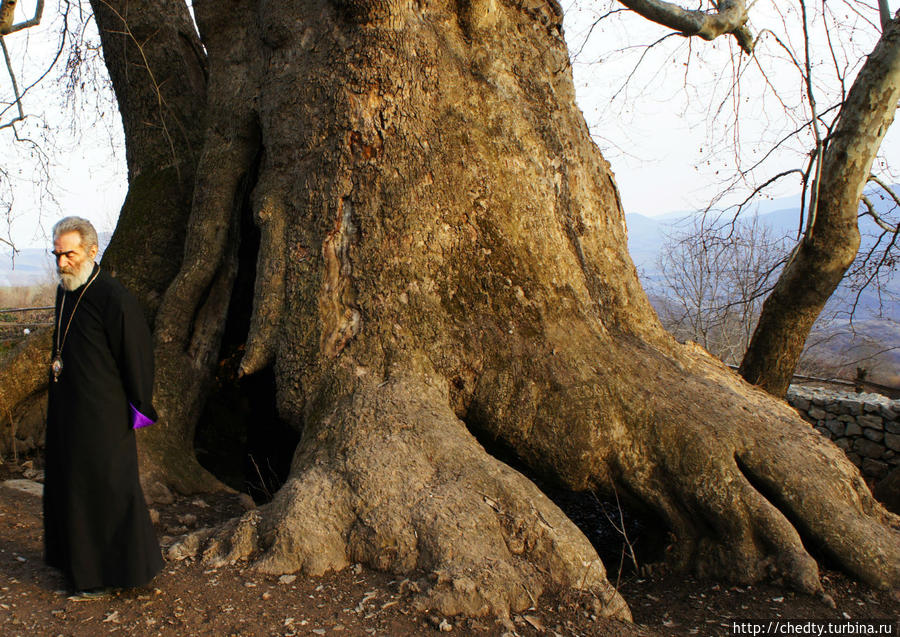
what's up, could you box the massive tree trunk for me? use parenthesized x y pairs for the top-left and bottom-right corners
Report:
(6, 0), (898, 620)
(739, 13), (900, 397)
(91, 0), (207, 304)
(161, 0), (898, 617)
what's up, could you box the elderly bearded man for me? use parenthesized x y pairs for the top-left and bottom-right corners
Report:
(44, 216), (163, 599)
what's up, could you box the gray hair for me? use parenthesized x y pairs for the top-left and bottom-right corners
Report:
(52, 216), (99, 250)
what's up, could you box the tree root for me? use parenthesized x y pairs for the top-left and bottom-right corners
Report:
(609, 346), (900, 593)
(470, 333), (900, 596)
(169, 372), (631, 620)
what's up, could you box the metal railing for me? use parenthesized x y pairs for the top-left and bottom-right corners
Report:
(0, 305), (54, 337)
(0, 306), (54, 313)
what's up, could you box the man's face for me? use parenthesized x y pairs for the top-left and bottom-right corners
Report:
(53, 231), (98, 291)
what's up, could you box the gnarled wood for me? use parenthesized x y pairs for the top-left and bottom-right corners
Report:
(38, 0), (900, 620)
(0, 328), (50, 456)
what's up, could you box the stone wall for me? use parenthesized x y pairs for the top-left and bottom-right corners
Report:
(787, 385), (900, 482)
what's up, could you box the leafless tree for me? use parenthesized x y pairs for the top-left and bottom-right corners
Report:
(568, 0), (899, 397)
(655, 213), (790, 365)
(653, 209), (899, 387)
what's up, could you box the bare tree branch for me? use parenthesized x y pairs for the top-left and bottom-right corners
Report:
(868, 173), (900, 208)
(0, 36), (23, 130)
(609, 32), (681, 102)
(569, 8), (629, 61)
(860, 193), (899, 232)
(618, 0), (755, 53)
(879, 0), (893, 31)
(0, 2), (72, 124)
(801, 0), (825, 240)
(822, 1), (849, 103)
(0, 0), (44, 35)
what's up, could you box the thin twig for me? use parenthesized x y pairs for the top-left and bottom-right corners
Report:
(1, 0), (44, 35)
(800, 0), (824, 240)
(0, 36), (24, 130)
(247, 454), (272, 501)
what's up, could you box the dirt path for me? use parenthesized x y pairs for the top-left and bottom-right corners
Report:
(0, 468), (896, 636)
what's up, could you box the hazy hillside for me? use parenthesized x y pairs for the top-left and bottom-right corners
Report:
(0, 248), (54, 288)
(0, 233), (111, 289)
(626, 190), (900, 322)
(626, 189), (899, 387)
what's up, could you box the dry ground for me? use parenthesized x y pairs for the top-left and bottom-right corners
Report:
(0, 460), (897, 637)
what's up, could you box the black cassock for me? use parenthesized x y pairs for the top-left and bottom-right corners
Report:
(44, 264), (163, 590)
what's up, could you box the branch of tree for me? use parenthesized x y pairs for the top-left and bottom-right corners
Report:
(609, 32), (680, 102)
(618, 0), (755, 53)
(879, 0), (893, 31)
(801, 0), (824, 240)
(0, 2), (72, 125)
(868, 174), (900, 209)
(569, 8), (629, 60)
(846, 224), (899, 324)
(0, 0), (44, 35)
(859, 194), (899, 233)
(0, 37), (23, 131)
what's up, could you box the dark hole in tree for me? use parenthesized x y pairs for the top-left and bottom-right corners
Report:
(464, 420), (667, 578)
(194, 162), (300, 503)
(195, 361), (298, 503)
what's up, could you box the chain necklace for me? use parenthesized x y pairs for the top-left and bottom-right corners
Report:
(52, 266), (100, 383)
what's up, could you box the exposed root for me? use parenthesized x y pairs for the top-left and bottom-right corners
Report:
(0, 327), (50, 418)
(138, 429), (231, 501)
(169, 372), (631, 620)
(733, 421), (900, 590)
(610, 346), (900, 594)
(470, 332), (900, 597)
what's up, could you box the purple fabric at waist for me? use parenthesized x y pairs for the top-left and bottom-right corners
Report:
(130, 403), (156, 430)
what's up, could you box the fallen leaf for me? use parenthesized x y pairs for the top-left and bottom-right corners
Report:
(103, 611), (121, 623)
(523, 614), (544, 631)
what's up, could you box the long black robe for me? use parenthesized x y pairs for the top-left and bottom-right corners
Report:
(44, 264), (163, 590)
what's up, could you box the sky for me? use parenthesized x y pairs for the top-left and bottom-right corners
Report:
(561, 0), (900, 216)
(0, 0), (898, 249)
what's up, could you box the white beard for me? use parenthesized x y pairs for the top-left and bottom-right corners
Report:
(59, 259), (95, 291)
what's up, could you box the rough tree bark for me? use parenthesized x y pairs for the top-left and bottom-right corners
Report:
(162, 0), (896, 618)
(0, 328), (51, 454)
(90, 0), (207, 304)
(4, 0), (898, 621)
(739, 12), (900, 398)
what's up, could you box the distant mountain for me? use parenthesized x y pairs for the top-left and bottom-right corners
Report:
(625, 188), (899, 386)
(0, 248), (54, 288)
(625, 187), (900, 322)
(0, 232), (111, 289)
